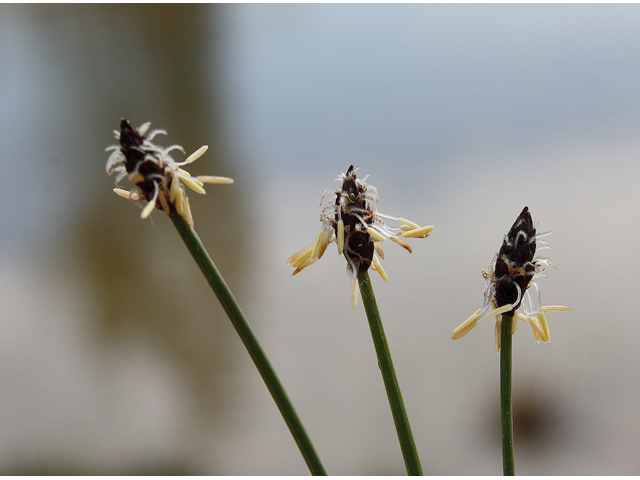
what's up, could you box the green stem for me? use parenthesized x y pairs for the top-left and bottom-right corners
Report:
(500, 313), (515, 476)
(357, 271), (423, 476)
(170, 213), (327, 476)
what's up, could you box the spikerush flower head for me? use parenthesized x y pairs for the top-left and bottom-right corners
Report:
(288, 165), (434, 309)
(452, 206), (570, 351)
(106, 119), (233, 227)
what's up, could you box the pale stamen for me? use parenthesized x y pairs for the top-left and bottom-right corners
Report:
(401, 225), (435, 238)
(540, 305), (571, 312)
(317, 229), (333, 260)
(484, 303), (514, 319)
(337, 219), (345, 254)
(452, 309), (483, 340)
(157, 189), (171, 214)
(113, 188), (131, 199)
(351, 277), (358, 310)
(173, 182), (184, 215)
(141, 182), (159, 219)
(367, 227), (386, 242)
(197, 175), (234, 184)
(182, 195), (194, 227)
(287, 243), (314, 269)
(182, 145), (208, 164)
(539, 311), (550, 342)
(390, 236), (413, 253)
(371, 254), (388, 282)
(518, 313), (545, 342)
(292, 258), (317, 276)
(310, 231), (325, 260)
(397, 217), (420, 229)
(178, 171), (206, 194)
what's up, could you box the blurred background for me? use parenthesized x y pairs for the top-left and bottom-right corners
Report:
(1, 3), (639, 475)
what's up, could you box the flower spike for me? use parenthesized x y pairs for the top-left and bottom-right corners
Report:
(106, 119), (233, 226)
(452, 206), (570, 350)
(288, 165), (433, 308)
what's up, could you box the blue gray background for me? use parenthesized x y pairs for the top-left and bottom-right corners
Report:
(0, 4), (638, 474)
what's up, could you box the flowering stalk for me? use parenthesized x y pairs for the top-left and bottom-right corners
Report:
(106, 119), (234, 227)
(452, 206), (570, 476)
(452, 207), (570, 350)
(358, 271), (423, 476)
(170, 213), (327, 475)
(107, 120), (326, 475)
(289, 166), (431, 474)
(499, 313), (515, 476)
(288, 165), (433, 309)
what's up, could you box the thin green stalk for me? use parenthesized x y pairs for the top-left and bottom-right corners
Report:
(357, 271), (423, 476)
(170, 212), (327, 476)
(500, 313), (515, 476)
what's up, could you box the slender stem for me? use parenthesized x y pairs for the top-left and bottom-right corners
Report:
(170, 213), (327, 476)
(357, 271), (423, 476)
(500, 313), (515, 476)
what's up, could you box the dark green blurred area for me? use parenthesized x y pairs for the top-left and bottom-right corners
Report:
(2, 4), (248, 474)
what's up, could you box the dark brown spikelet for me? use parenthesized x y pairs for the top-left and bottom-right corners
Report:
(494, 206), (537, 311)
(335, 165), (375, 273)
(118, 118), (164, 200)
(118, 118), (146, 173)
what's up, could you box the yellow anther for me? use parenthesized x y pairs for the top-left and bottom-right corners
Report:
(310, 230), (325, 260)
(484, 303), (514, 319)
(367, 227), (386, 242)
(337, 219), (345, 254)
(401, 225), (435, 238)
(511, 314), (519, 335)
(182, 196), (194, 227)
(540, 305), (571, 312)
(539, 311), (550, 342)
(390, 236), (413, 253)
(169, 175), (180, 202)
(197, 175), (234, 184)
(287, 243), (314, 269)
(316, 229), (333, 260)
(179, 173), (206, 194)
(157, 190), (171, 214)
(532, 328), (542, 342)
(113, 188), (131, 199)
(452, 309), (483, 340)
(519, 313), (544, 342)
(173, 185), (184, 213)
(292, 258), (317, 276)
(398, 217), (420, 229)
(141, 199), (156, 219)
(184, 145), (208, 164)
(351, 277), (358, 310)
(372, 254), (388, 282)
